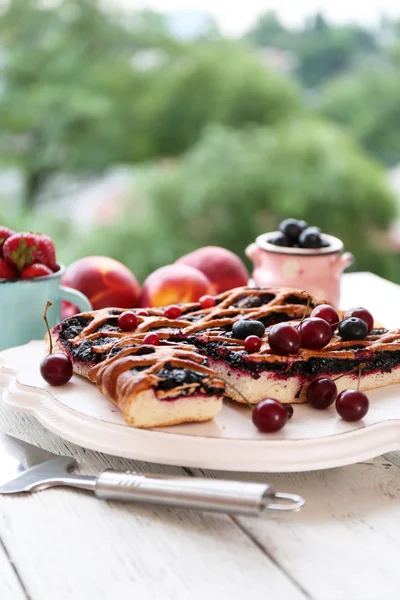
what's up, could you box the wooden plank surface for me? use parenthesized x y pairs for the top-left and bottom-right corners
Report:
(0, 408), (306, 600)
(0, 538), (27, 600)
(190, 457), (400, 600)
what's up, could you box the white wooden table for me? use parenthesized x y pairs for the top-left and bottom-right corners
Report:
(1, 272), (400, 600)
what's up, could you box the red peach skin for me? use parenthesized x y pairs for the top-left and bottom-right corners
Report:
(176, 246), (249, 293)
(63, 256), (140, 310)
(139, 264), (213, 307)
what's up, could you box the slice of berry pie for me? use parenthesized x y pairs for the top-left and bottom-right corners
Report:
(87, 343), (224, 428)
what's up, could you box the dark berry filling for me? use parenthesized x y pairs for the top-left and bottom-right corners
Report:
(370, 328), (389, 336)
(283, 294), (314, 306)
(193, 338), (400, 379)
(95, 317), (120, 333)
(155, 362), (221, 396)
(72, 336), (118, 363)
(59, 316), (93, 342)
(258, 312), (293, 328)
(109, 345), (156, 358)
(130, 366), (148, 375)
(183, 314), (204, 323)
(232, 293), (275, 308)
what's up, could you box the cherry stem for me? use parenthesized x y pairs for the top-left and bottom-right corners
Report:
(296, 291), (311, 329)
(43, 301), (53, 355)
(332, 362), (366, 383)
(217, 375), (254, 410)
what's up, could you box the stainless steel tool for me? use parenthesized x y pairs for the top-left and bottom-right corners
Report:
(0, 433), (304, 516)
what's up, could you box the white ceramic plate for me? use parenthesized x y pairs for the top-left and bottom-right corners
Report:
(1, 340), (400, 472)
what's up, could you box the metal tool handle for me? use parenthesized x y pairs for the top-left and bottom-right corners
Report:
(94, 470), (304, 516)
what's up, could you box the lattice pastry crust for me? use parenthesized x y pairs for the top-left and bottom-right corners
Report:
(49, 286), (400, 426)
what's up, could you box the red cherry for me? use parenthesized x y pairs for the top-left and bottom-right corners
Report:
(142, 332), (160, 346)
(137, 310), (149, 316)
(299, 318), (332, 350)
(118, 311), (138, 332)
(40, 353), (73, 386)
(336, 389), (369, 421)
(311, 304), (340, 331)
(306, 377), (337, 409)
(285, 404), (294, 419)
(268, 323), (301, 355)
(244, 335), (262, 353)
(165, 305), (182, 319)
(344, 307), (374, 333)
(199, 295), (216, 309)
(252, 398), (287, 433)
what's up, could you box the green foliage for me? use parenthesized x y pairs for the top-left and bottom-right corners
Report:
(56, 122), (398, 283)
(319, 66), (400, 166)
(0, 0), (179, 205)
(245, 11), (378, 88)
(151, 43), (301, 156)
(0, 0), (301, 206)
(244, 11), (287, 48)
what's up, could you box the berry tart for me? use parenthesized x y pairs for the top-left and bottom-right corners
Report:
(48, 286), (400, 427)
(89, 343), (225, 428)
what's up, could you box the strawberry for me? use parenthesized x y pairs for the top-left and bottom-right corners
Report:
(0, 258), (17, 280)
(0, 226), (14, 258)
(35, 234), (57, 270)
(21, 263), (53, 279)
(3, 232), (37, 271)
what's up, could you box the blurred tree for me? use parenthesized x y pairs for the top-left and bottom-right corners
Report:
(296, 17), (377, 88)
(244, 11), (287, 48)
(245, 12), (378, 88)
(0, 1), (300, 207)
(0, 0), (177, 207)
(319, 66), (400, 166)
(57, 122), (398, 283)
(152, 43), (301, 156)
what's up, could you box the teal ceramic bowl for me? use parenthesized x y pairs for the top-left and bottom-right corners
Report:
(0, 264), (92, 351)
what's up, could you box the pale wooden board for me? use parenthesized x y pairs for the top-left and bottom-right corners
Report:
(0, 538), (27, 600)
(190, 458), (400, 600)
(0, 408), (306, 600)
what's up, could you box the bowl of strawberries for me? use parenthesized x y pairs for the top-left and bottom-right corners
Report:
(0, 227), (91, 351)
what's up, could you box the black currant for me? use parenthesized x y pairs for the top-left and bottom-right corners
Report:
(270, 233), (291, 247)
(232, 319), (265, 340)
(299, 226), (323, 249)
(280, 219), (306, 243)
(338, 317), (368, 341)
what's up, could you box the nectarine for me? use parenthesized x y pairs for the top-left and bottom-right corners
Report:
(139, 264), (213, 307)
(176, 246), (249, 293)
(61, 301), (79, 320)
(63, 256), (140, 310)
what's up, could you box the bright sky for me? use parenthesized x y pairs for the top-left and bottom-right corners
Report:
(126, 0), (400, 35)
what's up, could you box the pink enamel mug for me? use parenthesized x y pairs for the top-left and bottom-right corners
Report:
(245, 232), (354, 307)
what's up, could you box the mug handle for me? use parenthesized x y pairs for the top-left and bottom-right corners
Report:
(60, 285), (92, 313)
(340, 252), (354, 271)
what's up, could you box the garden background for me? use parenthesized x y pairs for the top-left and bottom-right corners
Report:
(1, 0), (400, 283)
